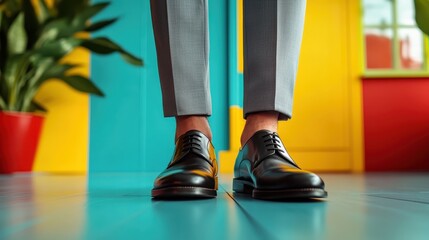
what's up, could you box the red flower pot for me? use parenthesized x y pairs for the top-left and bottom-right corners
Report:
(0, 111), (45, 174)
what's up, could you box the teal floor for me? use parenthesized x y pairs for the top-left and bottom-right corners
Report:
(1, 173), (429, 240)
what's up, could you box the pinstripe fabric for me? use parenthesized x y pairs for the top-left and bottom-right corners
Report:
(150, 0), (306, 120)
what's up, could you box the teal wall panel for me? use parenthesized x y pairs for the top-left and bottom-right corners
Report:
(228, 0), (242, 108)
(90, 0), (229, 172)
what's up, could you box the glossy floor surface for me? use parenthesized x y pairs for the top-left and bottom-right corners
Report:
(1, 173), (429, 240)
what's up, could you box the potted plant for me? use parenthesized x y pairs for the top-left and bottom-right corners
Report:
(415, 0), (429, 36)
(0, 0), (142, 173)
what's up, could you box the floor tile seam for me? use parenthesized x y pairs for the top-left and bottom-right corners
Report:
(366, 195), (429, 205)
(217, 183), (229, 193)
(365, 191), (429, 194)
(220, 185), (281, 240)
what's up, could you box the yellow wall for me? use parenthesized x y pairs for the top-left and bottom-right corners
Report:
(33, 48), (89, 173)
(219, 0), (364, 173)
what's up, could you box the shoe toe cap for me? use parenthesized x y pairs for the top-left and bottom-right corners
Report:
(256, 168), (325, 190)
(154, 169), (216, 189)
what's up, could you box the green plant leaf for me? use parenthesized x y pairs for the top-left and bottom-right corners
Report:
(80, 37), (116, 54)
(0, 11), (4, 69)
(85, 18), (118, 32)
(81, 37), (143, 66)
(29, 100), (47, 112)
(28, 57), (54, 87)
(42, 63), (78, 79)
(21, 57), (54, 111)
(0, 0), (21, 16)
(54, 0), (89, 18)
(71, 2), (110, 29)
(7, 13), (27, 55)
(34, 38), (83, 59)
(35, 18), (74, 47)
(120, 53), (144, 67)
(37, 0), (51, 24)
(0, 95), (6, 110)
(59, 75), (104, 96)
(22, 0), (40, 48)
(3, 53), (32, 111)
(415, 0), (429, 36)
(4, 53), (30, 91)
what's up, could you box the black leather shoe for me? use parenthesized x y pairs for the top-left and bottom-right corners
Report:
(233, 130), (327, 200)
(151, 130), (218, 199)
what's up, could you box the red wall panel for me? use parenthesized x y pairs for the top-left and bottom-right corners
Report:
(363, 78), (429, 171)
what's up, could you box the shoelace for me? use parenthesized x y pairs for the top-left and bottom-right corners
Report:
(181, 134), (203, 153)
(262, 133), (285, 153)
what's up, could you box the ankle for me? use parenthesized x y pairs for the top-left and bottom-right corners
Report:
(175, 115), (212, 141)
(240, 111), (279, 146)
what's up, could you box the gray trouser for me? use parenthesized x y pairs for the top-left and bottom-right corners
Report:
(150, 0), (306, 120)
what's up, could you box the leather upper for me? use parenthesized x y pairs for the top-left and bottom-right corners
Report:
(234, 130), (325, 190)
(153, 130), (218, 190)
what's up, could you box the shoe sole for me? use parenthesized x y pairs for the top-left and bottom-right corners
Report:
(152, 177), (218, 199)
(151, 186), (217, 199)
(233, 178), (327, 200)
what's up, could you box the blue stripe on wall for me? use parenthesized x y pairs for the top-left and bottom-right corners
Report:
(90, 0), (229, 172)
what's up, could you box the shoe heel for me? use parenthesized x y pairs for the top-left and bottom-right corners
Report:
(233, 178), (254, 194)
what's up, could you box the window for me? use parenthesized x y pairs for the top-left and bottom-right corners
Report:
(362, 0), (429, 74)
